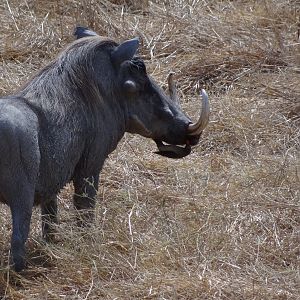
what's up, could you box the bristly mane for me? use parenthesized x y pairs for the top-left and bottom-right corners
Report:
(18, 37), (119, 123)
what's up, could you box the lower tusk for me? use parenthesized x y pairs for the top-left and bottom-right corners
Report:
(167, 72), (180, 106)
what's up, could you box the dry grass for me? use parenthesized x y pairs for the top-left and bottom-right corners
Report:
(0, 0), (299, 299)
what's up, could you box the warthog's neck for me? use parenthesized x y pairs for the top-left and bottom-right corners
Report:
(99, 99), (128, 154)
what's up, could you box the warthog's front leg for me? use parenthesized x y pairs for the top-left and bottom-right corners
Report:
(73, 174), (99, 226)
(41, 196), (58, 242)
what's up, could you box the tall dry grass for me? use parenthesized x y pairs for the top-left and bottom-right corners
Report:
(0, 0), (299, 299)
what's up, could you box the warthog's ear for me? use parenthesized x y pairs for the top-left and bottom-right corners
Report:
(111, 38), (139, 66)
(74, 26), (98, 39)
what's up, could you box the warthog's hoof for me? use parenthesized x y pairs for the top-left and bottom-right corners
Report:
(14, 260), (26, 272)
(11, 240), (26, 272)
(11, 253), (26, 272)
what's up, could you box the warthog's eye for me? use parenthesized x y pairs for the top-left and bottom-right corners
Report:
(123, 80), (137, 94)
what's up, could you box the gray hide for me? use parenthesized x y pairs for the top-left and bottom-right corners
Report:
(0, 27), (204, 271)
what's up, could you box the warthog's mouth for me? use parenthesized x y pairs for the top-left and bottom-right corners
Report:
(153, 79), (210, 159)
(154, 140), (192, 159)
(128, 75), (210, 159)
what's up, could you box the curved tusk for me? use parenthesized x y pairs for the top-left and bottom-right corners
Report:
(187, 89), (210, 136)
(167, 72), (180, 106)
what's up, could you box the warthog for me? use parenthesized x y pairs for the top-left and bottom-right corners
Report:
(0, 27), (209, 271)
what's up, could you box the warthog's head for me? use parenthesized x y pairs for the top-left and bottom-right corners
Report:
(75, 27), (210, 158)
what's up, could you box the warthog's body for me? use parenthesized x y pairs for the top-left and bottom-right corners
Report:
(0, 27), (209, 271)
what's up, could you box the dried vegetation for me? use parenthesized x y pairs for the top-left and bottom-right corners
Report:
(0, 0), (299, 299)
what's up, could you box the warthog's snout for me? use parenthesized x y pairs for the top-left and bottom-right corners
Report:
(154, 75), (210, 158)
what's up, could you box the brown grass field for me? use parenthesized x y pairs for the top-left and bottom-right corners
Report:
(0, 0), (299, 299)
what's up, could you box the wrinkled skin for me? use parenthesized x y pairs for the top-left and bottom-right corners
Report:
(0, 27), (208, 272)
